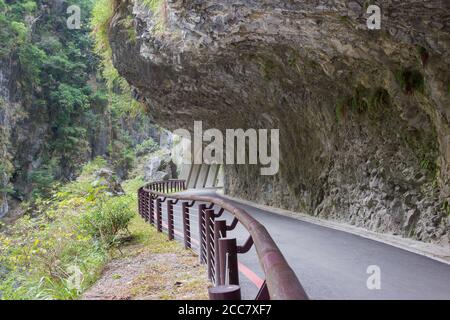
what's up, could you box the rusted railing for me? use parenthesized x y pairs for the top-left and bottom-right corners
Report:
(138, 179), (308, 300)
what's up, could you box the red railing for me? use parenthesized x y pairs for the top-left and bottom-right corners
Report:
(138, 179), (308, 300)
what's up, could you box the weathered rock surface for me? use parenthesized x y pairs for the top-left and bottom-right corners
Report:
(143, 150), (178, 182)
(93, 168), (125, 196)
(108, 0), (450, 245)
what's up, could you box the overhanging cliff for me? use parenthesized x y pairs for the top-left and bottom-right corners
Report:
(108, 0), (450, 245)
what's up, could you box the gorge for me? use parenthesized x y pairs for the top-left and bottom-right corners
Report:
(106, 0), (450, 245)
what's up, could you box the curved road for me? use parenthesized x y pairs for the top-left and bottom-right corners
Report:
(162, 190), (450, 300)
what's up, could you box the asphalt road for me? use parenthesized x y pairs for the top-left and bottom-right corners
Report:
(160, 190), (450, 300)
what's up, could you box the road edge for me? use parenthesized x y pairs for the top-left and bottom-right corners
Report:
(216, 190), (450, 266)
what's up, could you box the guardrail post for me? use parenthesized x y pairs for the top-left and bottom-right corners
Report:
(208, 285), (241, 300)
(213, 219), (227, 286)
(140, 190), (144, 219)
(182, 202), (191, 249)
(198, 204), (207, 264)
(143, 191), (150, 222)
(149, 195), (154, 225)
(138, 189), (142, 217)
(156, 198), (162, 232)
(205, 209), (215, 281)
(218, 238), (239, 286)
(167, 200), (174, 241)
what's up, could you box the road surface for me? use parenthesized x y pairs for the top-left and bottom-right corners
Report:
(158, 190), (450, 300)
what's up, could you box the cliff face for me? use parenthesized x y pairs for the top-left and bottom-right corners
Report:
(108, 0), (450, 245)
(0, 53), (158, 218)
(0, 0), (159, 219)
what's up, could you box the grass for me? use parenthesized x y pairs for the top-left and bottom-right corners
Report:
(0, 159), (196, 300)
(335, 86), (390, 123)
(126, 257), (208, 300)
(142, 0), (166, 33)
(395, 68), (425, 95)
(443, 201), (450, 217)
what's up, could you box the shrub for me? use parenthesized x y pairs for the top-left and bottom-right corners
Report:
(80, 196), (134, 247)
(350, 86), (369, 113)
(395, 69), (425, 94)
(135, 138), (159, 156)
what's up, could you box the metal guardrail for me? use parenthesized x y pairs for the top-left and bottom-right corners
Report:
(138, 179), (308, 300)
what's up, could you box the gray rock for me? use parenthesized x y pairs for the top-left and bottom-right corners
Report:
(144, 153), (178, 183)
(92, 168), (125, 196)
(108, 0), (450, 246)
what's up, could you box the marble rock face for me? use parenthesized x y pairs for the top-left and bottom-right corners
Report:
(109, 0), (450, 245)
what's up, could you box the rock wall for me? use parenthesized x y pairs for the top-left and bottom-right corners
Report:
(108, 0), (450, 245)
(0, 57), (23, 218)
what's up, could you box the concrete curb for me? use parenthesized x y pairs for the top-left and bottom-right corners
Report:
(217, 190), (450, 266)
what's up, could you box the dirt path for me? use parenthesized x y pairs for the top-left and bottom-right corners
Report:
(82, 244), (209, 300)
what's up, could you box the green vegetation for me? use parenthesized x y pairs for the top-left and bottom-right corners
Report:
(143, 0), (166, 33)
(0, 159), (144, 299)
(395, 68), (425, 94)
(91, 0), (123, 90)
(0, 0), (154, 204)
(363, 0), (377, 11)
(416, 46), (429, 66)
(144, 0), (165, 12)
(335, 86), (391, 123)
(443, 201), (450, 217)
(136, 138), (159, 156)
(349, 86), (369, 113)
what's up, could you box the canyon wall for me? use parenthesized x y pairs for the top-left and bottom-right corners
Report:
(0, 0), (158, 219)
(108, 0), (450, 245)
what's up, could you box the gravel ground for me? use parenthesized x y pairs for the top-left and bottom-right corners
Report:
(82, 245), (209, 300)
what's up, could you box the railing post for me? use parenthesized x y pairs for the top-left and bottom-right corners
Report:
(149, 195), (154, 225)
(167, 200), (174, 241)
(140, 190), (144, 219)
(138, 189), (142, 217)
(182, 202), (191, 249)
(213, 219), (227, 286)
(156, 198), (162, 232)
(219, 238), (239, 286)
(205, 209), (215, 281)
(198, 204), (207, 264)
(209, 285), (241, 300)
(143, 191), (149, 222)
